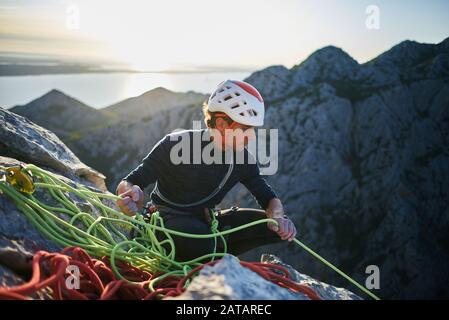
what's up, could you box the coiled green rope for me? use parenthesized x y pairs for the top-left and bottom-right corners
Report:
(0, 164), (380, 300)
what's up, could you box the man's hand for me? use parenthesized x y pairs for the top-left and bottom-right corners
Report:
(267, 216), (297, 242)
(266, 198), (297, 242)
(116, 181), (144, 216)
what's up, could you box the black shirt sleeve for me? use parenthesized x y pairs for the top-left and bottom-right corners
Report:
(123, 136), (168, 189)
(240, 159), (278, 210)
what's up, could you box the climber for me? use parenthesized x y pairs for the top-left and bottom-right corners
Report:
(115, 79), (297, 262)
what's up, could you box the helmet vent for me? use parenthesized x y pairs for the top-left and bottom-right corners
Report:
(239, 112), (245, 116)
(224, 95), (232, 101)
(231, 104), (240, 109)
(235, 92), (240, 96)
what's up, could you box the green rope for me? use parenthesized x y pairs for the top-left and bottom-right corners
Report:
(0, 164), (380, 300)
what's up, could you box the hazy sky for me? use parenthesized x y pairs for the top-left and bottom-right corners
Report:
(1, 0), (448, 71)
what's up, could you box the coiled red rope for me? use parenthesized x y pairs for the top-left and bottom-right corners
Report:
(0, 247), (321, 300)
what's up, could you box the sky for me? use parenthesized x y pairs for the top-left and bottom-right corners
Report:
(0, 0), (448, 72)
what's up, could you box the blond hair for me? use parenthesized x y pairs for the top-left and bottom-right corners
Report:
(202, 100), (234, 128)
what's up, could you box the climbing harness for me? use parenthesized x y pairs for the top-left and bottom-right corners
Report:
(0, 164), (380, 300)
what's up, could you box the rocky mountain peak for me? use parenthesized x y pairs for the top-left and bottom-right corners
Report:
(370, 39), (436, 70)
(244, 38), (449, 105)
(245, 65), (293, 102)
(142, 86), (174, 97)
(303, 46), (358, 67)
(288, 46), (360, 91)
(103, 87), (208, 121)
(437, 36), (449, 51)
(10, 90), (112, 140)
(44, 88), (66, 97)
(13, 89), (89, 111)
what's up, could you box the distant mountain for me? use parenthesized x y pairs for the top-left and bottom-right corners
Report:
(103, 87), (208, 121)
(10, 90), (116, 140)
(10, 87), (208, 142)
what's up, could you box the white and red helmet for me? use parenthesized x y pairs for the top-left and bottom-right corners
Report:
(208, 79), (265, 126)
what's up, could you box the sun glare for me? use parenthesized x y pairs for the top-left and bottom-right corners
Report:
(72, 1), (178, 71)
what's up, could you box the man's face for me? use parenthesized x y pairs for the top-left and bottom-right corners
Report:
(215, 118), (256, 151)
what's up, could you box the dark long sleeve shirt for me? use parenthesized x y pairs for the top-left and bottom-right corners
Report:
(123, 129), (277, 215)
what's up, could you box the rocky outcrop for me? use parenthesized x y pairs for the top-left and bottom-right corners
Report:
(0, 235), (58, 300)
(0, 107), (106, 191)
(0, 156), (64, 254)
(260, 254), (360, 300)
(0, 108), (115, 288)
(170, 254), (359, 300)
(0, 108), (111, 295)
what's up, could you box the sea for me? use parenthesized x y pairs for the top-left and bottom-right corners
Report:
(0, 71), (251, 109)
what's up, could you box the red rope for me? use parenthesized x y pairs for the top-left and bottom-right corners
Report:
(0, 247), (151, 300)
(0, 247), (321, 300)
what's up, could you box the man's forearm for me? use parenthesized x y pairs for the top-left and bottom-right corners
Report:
(265, 198), (284, 218)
